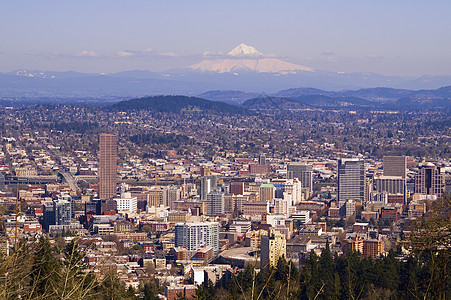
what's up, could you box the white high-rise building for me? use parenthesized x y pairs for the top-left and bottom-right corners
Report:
(274, 197), (289, 216)
(175, 222), (219, 253)
(230, 220), (252, 234)
(114, 195), (138, 213)
(291, 211), (311, 224)
(283, 178), (302, 205)
(200, 176), (217, 201)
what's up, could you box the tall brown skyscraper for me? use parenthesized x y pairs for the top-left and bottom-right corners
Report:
(99, 133), (117, 199)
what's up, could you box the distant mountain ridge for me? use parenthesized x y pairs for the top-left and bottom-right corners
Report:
(201, 86), (451, 110)
(242, 95), (310, 110)
(198, 90), (260, 105)
(1, 65), (451, 103)
(111, 89), (451, 113)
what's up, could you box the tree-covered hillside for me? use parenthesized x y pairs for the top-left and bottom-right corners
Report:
(112, 95), (245, 114)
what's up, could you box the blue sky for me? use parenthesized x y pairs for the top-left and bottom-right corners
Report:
(1, 0), (451, 76)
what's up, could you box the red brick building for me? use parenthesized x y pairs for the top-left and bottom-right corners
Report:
(381, 206), (398, 222)
(165, 285), (197, 300)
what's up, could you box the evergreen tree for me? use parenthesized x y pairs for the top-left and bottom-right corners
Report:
(97, 270), (133, 300)
(195, 280), (216, 300)
(55, 239), (97, 299)
(258, 265), (276, 299)
(299, 250), (320, 299)
(275, 256), (289, 282)
(142, 279), (161, 300)
(398, 256), (420, 299)
(318, 241), (335, 299)
(29, 236), (61, 298)
(0, 239), (34, 299)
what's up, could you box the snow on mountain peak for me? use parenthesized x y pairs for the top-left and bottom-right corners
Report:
(227, 44), (263, 57)
(187, 44), (313, 73)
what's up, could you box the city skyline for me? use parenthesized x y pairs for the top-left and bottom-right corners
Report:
(1, 1), (450, 295)
(0, 96), (449, 298)
(2, 1), (451, 76)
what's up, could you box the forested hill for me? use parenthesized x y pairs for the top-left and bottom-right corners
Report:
(112, 95), (245, 114)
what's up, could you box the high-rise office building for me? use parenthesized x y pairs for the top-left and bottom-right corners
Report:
(207, 190), (224, 216)
(259, 183), (275, 202)
(200, 176), (217, 201)
(414, 163), (445, 197)
(114, 195), (138, 213)
(260, 228), (286, 269)
(283, 178), (302, 205)
(165, 186), (181, 208)
(273, 198), (289, 216)
(364, 176), (373, 204)
(43, 198), (72, 231)
(259, 153), (267, 165)
(383, 156), (407, 179)
(175, 222), (219, 253)
(56, 193), (75, 218)
(224, 194), (248, 215)
(148, 186), (166, 207)
(99, 133), (117, 200)
(373, 175), (406, 204)
(201, 166), (211, 176)
(53, 198), (72, 226)
(287, 163), (312, 192)
(43, 202), (55, 231)
(338, 159), (365, 209)
(230, 181), (244, 195)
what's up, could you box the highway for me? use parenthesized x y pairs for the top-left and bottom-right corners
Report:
(60, 171), (81, 194)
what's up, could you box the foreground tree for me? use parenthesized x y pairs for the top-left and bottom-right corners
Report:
(408, 197), (451, 299)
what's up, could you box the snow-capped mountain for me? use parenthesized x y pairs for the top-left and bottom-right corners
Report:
(227, 43), (263, 57)
(187, 44), (313, 74)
